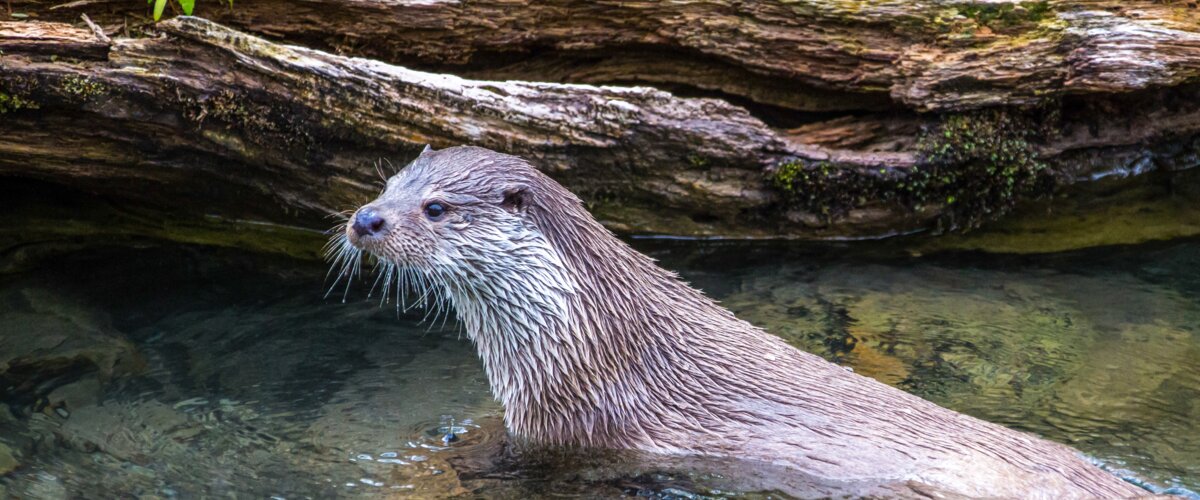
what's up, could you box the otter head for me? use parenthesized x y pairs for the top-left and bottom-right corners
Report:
(345, 146), (537, 267)
(331, 145), (580, 337)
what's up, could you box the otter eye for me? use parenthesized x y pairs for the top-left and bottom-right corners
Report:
(424, 202), (446, 220)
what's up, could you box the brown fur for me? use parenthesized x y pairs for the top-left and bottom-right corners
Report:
(332, 146), (1146, 499)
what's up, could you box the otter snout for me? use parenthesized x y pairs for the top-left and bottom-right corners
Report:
(352, 209), (386, 236)
(349, 207), (387, 245)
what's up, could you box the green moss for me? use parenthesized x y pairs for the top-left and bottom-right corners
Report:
(772, 155), (918, 223)
(59, 76), (109, 100)
(924, 1), (1053, 39)
(772, 159), (890, 218)
(771, 106), (1059, 231)
(0, 92), (38, 113)
(956, 1), (1050, 30)
(202, 90), (266, 129)
(180, 88), (315, 155)
(911, 107), (1054, 229)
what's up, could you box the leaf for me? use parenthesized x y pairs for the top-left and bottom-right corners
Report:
(178, 0), (194, 15)
(153, 0), (167, 20)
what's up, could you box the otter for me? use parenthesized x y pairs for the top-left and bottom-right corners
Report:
(329, 146), (1145, 499)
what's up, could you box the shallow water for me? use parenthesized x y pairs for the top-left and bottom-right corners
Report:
(2, 230), (1199, 497)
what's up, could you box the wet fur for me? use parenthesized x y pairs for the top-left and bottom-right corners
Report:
(331, 146), (1145, 499)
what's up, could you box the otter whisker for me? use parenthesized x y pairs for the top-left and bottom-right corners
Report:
(323, 211), (352, 222)
(322, 234), (353, 282)
(333, 241), (355, 271)
(432, 282), (451, 328)
(400, 266), (418, 315)
(418, 299), (437, 325)
(415, 270), (456, 331)
(366, 258), (387, 299)
(434, 275), (454, 332)
(416, 279), (437, 322)
(341, 248), (363, 303)
(320, 226), (347, 255)
(400, 264), (410, 316)
(333, 251), (356, 300)
(405, 271), (436, 314)
(377, 261), (393, 305)
(378, 261), (400, 310)
(324, 234), (364, 302)
(323, 241), (352, 298)
(418, 277), (451, 331)
(323, 260), (352, 299)
(374, 158), (388, 182)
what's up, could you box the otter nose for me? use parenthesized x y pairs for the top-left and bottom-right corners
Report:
(352, 209), (387, 237)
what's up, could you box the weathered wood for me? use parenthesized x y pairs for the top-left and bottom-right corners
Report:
(1, 17), (1200, 239)
(0, 20), (109, 59)
(13, 0), (1200, 112)
(0, 18), (808, 236)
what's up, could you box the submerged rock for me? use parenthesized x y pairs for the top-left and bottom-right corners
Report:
(57, 401), (197, 463)
(0, 442), (18, 475)
(716, 259), (1200, 487)
(0, 288), (144, 414)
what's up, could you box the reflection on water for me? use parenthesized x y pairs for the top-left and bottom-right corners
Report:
(1, 234), (1199, 497)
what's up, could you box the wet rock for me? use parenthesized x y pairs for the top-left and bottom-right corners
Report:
(18, 472), (68, 499)
(0, 288), (144, 412)
(0, 442), (18, 475)
(58, 401), (196, 463)
(721, 265), (1099, 406)
(36, 395), (373, 496)
(44, 377), (103, 416)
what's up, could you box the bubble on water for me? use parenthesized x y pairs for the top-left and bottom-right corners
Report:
(360, 478), (384, 487)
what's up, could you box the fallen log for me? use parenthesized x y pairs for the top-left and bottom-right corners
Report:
(0, 17), (799, 236)
(13, 0), (1200, 112)
(1, 16), (1200, 239)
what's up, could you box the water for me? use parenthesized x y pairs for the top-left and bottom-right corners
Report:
(1, 200), (1199, 497)
(647, 238), (1200, 496)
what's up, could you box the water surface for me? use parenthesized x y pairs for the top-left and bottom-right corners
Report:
(2, 211), (1199, 498)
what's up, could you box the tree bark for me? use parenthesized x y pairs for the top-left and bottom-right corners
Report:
(15, 0), (1200, 112)
(2, 9), (1200, 238)
(0, 17), (809, 237)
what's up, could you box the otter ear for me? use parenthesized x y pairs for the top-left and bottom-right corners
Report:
(501, 186), (530, 214)
(420, 144), (433, 156)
